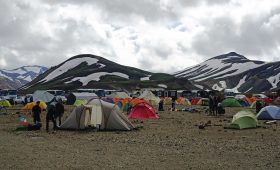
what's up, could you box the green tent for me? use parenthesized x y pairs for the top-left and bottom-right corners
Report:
(228, 111), (257, 129)
(74, 100), (87, 106)
(222, 98), (242, 107)
(0, 100), (11, 107)
(121, 103), (131, 112)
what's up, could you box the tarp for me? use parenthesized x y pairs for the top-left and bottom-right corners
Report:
(222, 98), (242, 107)
(60, 99), (134, 130)
(228, 111), (257, 129)
(256, 106), (280, 120)
(128, 103), (159, 119)
(33, 90), (55, 103)
(138, 90), (160, 106)
(22, 101), (47, 110)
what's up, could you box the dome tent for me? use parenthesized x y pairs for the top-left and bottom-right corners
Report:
(138, 90), (160, 106)
(256, 106), (280, 120)
(228, 111), (258, 129)
(60, 99), (134, 131)
(128, 103), (159, 119)
(222, 98), (242, 107)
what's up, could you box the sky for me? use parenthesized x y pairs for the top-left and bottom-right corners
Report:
(0, 0), (280, 73)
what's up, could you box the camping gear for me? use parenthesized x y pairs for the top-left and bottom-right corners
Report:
(228, 111), (258, 129)
(190, 98), (200, 105)
(221, 98), (242, 107)
(27, 123), (42, 131)
(128, 103), (159, 119)
(60, 99), (134, 130)
(22, 101), (47, 110)
(66, 92), (98, 105)
(106, 92), (131, 99)
(256, 106), (280, 120)
(19, 118), (28, 125)
(138, 90), (160, 106)
(0, 100), (11, 107)
(32, 90), (55, 103)
(250, 100), (264, 108)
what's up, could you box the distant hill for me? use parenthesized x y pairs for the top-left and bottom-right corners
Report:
(20, 54), (196, 93)
(0, 66), (48, 89)
(174, 52), (280, 93)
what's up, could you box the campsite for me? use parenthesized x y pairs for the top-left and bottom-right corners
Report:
(1, 96), (280, 169)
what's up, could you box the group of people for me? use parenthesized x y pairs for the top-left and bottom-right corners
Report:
(31, 98), (64, 132)
(208, 95), (224, 116)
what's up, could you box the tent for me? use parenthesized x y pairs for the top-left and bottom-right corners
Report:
(176, 97), (191, 106)
(128, 103), (159, 119)
(228, 111), (258, 129)
(0, 100), (11, 107)
(256, 106), (280, 120)
(200, 98), (209, 106)
(238, 99), (249, 107)
(244, 96), (256, 105)
(60, 99), (134, 130)
(33, 90), (55, 103)
(22, 101), (47, 110)
(250, 100), (264, 108)
(163, 97), (172, 105)
(66, 92), (98, 105)
(190, 98), (200, 105)
(138, 90), (160, 106)
(106, 92), (131, 99)
(222, 98), (242, 107)
(74, 100), (87, 106)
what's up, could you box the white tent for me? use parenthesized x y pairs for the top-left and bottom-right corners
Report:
(60, 98), (134, 131)
(106, 92), (131, 99)
(138, 90), (160, 106)
(33, 90), (55, 103)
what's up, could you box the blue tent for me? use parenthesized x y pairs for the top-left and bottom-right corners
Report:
(238, 100), (249, 107)
(256, 106), (280, 120)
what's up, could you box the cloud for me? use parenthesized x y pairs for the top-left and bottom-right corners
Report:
(0, 0), (280, 74)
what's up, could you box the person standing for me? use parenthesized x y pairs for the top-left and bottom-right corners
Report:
(46, 103), (57, 132)
(171, 97), (176, 111)
(55, 99), (65, 126)
(213, 96), (219, 116)
(208, 96), (214, 115)
(256, 100), (263, 114)
(32, 101), (41, 124)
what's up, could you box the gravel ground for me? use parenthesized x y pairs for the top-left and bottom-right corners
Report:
(0, 104), (280, 170)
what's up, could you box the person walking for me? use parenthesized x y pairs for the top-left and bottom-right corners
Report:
(256, 100), (263, 114)
(32, 101), (41, 124)
(55, 99), (65, 126)
(213, 96), (219, 116)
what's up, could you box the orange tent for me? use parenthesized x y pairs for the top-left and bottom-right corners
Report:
(22, 101), (47, 110)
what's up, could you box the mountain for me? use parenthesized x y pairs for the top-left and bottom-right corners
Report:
(174, 52), (280, 93)
(0, 76), (22, 89)
(0, 66), (48, 89)
(20, 54), (196, 93)
(0, 65), (48, 88)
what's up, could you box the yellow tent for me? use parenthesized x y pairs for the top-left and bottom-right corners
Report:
(0, 100), (11, 107)
(22, 101), (47, 110)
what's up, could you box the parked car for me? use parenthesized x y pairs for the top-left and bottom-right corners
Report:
(14, 96), (25, 104)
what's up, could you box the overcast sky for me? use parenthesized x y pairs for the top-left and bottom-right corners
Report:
(0, 0), (280, 73)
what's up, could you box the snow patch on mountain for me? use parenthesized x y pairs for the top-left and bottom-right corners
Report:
(66, 72), (129, 86)
(267, 73), (280, 89)
(41, 57), (99, 82)
(212, 81), (227, 91)
(232, 75), (247, 92)
(158, 84), (167, 88)
(194, 84), (203, 89)
(141, 75), (151, 81)
(191, 59), (264, 82)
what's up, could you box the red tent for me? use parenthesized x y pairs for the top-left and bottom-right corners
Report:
(191, 98), (200, 105)
(128, 103), (159, 119)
